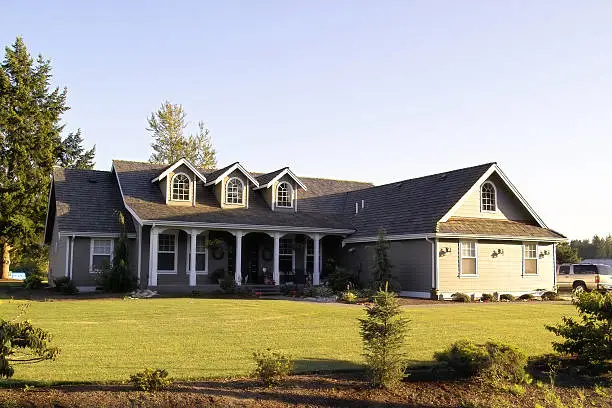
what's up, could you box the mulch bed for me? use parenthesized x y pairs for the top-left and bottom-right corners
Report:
(0, 373), (609, 408)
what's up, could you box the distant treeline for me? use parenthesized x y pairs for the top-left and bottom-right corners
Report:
(570, 235), (612, 259)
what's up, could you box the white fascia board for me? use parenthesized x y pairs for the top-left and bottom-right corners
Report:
(343, 232), (565, 244)
(112, 163), (144, 226)
(59, 231), (137, 238)
(204, 162), (259, 187)
(140, 219), (353, 235)
(343, 233), (436, 244)
(254, 168), (308, 191)
(438, 164), (548, 228)
(150, 158), (207, 184)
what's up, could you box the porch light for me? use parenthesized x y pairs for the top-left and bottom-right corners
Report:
(497, 249), (504, 255)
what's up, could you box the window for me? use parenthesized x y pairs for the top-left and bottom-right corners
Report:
(481, 182), (496, 212)
(460, 241), (477, 276)
(91, 239), (113, 272)
(225, 177), (244, 204)
(558, 265), (570, 275)
(171, 173), (190, 201)
(279, 238), (294, 273)
(523, 243), (537, 275)
(276, 182), (292, 208)
(186, 234), (208, 273)
(305, 238), (322, 278)
(158, 233), (176, 272)
(573, 264), (597, 275)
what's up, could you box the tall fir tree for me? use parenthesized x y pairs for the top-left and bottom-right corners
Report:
(373, 229), (392, 284)
(0, 37), (69, 279)
(147, 101), (217, 168)
(57, 129), (95, 169)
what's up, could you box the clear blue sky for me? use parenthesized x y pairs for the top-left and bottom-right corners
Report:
(3, 1), (611, 240)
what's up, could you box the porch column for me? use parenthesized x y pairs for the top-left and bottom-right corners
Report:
(234, 231), (243, 286)
(149, 227), (159, 287)
(313, 234), (321, 285)
(273, 233), (280, 285)
(189, 229), (197, 287)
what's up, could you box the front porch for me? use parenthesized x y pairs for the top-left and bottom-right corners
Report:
(143, 226), (344, 289)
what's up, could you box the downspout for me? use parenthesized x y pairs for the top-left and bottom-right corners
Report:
(69, 234), (75, 279)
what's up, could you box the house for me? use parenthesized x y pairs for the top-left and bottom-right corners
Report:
(44, 159), (565, 298)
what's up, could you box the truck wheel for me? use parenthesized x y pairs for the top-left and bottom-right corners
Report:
(573, 282), (587, 293)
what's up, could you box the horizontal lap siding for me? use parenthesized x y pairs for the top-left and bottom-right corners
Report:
(438, 239), (555, 294)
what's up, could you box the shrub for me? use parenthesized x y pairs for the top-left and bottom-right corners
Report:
(129, 368), (172, 392)
(303, 285), (334, 298)
(452, 292), (471, 303)
(500, 294), (515, 301)
(356, 288), (377, 300)
(52, 277), (78, 295)
(541, 291), (560, 301)
(96, 213), (137, 293)
(480, 293), (494, 302)
(209, 268), (225, 284)
(434, 340), (527, 383)
(23, 275), (43, 290)
(252, 348), (293, 387)
(546, 291), (612, 366)
(326, 267), (356, 293)
(518, 293), (535, 301)
(219, 271), (237, 293)
(359, 285), (409, 389)
(280, 284), (298, 296)
(341, 290), (357, 304)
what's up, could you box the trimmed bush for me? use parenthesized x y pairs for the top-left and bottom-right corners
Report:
(129, 368), (172, 392)
(341, 290), (358, 304)
(452, 292), (471, 303)
(209, 267), (225, 284)
(23, 275), (43, 290)
(252, 348), (293, 387)
(434, 340), (527, 383)
(52, 277), (78, 295)
(327, 268), (356, 293)
(500, 294), (515, 301)
(219, 271), (237, 293)
(480, 293), (494, 302)
(518, 293), (535, 301)
(541, 291), (560, 301)
(303, 285), (334, 298)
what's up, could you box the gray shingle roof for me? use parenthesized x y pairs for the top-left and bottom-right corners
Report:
(438, 217), (565, 239)
(50, 168), (135, 235)
(255, 168), (288, 186)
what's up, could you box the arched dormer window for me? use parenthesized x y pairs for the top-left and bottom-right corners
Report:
(276, 182), (293, 208)
(171, 173), (191, 201)
(481, 182), (496, 212)
(225, 177), (244, 204)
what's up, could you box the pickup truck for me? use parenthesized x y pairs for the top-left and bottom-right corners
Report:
(557, 263), (612, 293)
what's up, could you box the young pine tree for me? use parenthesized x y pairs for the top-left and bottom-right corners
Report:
(359, 284), (409, 389)
(373, 229), (396, 290)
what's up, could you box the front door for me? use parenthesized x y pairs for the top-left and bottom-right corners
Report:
(246, 244), (259, 284)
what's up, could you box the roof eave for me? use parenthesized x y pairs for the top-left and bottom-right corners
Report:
(203, 162), (260, 187)
(149, 158), (207, 184)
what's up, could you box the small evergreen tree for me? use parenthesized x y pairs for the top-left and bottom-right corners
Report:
(97, 212), (137, 292)
(546, 291), (612, 367)
(359, 284), (409, 389)
(372, 229), (397, 290)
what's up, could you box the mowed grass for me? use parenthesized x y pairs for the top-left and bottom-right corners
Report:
(0, 298), (575, 384)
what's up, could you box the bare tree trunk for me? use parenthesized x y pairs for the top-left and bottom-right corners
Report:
(2, 243), (11, 280)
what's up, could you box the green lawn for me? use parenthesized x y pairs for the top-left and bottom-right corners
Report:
(0, 298), (575, 384)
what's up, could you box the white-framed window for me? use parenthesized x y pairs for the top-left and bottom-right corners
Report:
(523, 243), (538, 275)
(225, 177), (244, 204)
(279, 238), (294, 274)
(276, 182), (292, 208)
(171, 173), (191, 201)
(186, 234), (209, 274)
(90, 238), (113, 273)
(481, 182), (497, 212)
(305, 238), (322, 276)
(459, 240), (478, 276)
(158, 233), (177, 273)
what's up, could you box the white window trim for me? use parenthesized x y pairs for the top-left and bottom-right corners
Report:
(89, 238), (114, 273)
(522, 242), (539, 276)
(276, 182), (293, 208)
(279, 237), (295, 274)
(170, 172), (191, 202)
(224, 177), (245, 205)
(157, 231), (178, 274)
(458, 240), (478, 277)
(480, 181), (497, 213)
(186, 233), (209, 275)
(304, 238), (322, 275)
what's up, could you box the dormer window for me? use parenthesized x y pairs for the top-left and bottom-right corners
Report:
(225, 177), (244, 204)
(481, 181), (496, 212)
(276, 182), (292, 208)
(171, 173), (191, 201)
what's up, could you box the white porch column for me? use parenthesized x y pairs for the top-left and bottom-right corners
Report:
(189, 229), (197, 287)
(273, 233), (280, 285)
(234, 231), (243, 286)
(313, 234), (321, 286)
(149, 227), (159, 287)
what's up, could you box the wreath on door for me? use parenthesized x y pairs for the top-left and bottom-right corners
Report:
(212, 245), (225, 260)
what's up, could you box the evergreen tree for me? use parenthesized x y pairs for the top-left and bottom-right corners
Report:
(57, 129), (95, 169)
(96, 212), (137, 292)
(372, 229), (396, 289)
(0, 37), (68, 279)
(556, 242), (580, 264)
(359, 284), (409, 389)
(147, 101), (217, 168)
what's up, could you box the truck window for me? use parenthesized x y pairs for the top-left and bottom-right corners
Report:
(558, 265), (570, 275)
(573, 264), (597, 274)
(597, 265), (612, 275)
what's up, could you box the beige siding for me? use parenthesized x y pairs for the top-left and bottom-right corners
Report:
(453, 173), (533, 221)
(438, 239), (555, 296)
(273, 174), (298, 213)
(165, 164), (195, 206)
(221, 170), (248, 209)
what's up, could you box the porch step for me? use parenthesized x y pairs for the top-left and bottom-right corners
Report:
(247, 285), (283, 297)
